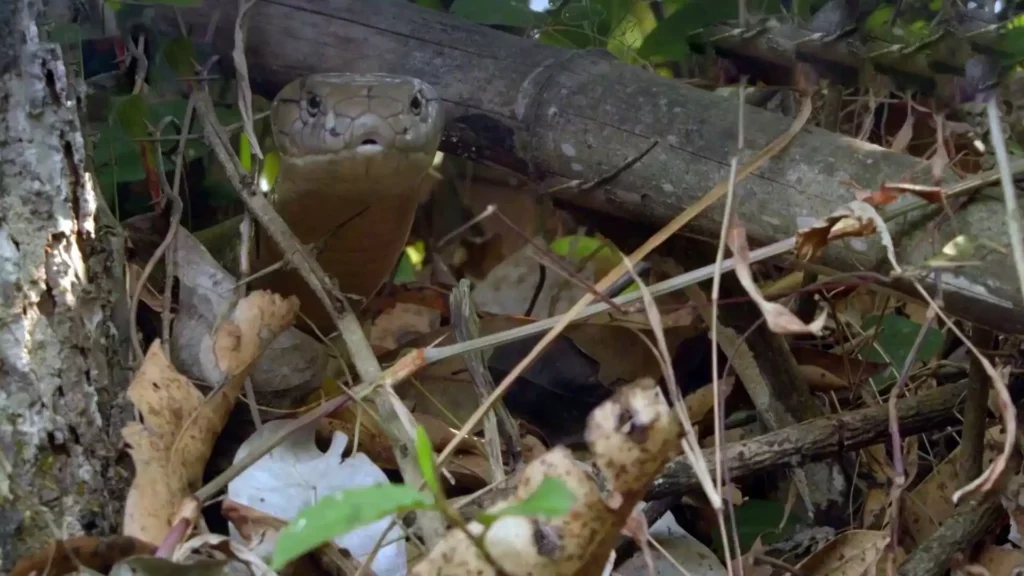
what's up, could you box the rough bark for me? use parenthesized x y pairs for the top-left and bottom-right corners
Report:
(0, 0), (131, 569)
(149, 0), (1024, 334)
(896, 494), (1008, 576)
(646, 377), (1017, 499)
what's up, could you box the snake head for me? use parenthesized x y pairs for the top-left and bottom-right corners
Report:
(271, 73), (444, 195)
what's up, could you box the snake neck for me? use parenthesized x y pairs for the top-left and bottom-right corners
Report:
(250, 172), (425, 334)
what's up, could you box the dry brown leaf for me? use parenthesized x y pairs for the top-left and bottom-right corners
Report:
(457, 174), (544, 278)
(521, 433), (547, 463)
(127, 261), (165, 311)
(854, 182), (946, 208)
(728, 220), (826, 335)
(10, 535), (156, 576)
(797, 365), (849, 391)
(221, 500), (367, 576)
(684, 375), (734, 430)
(319, 402), (395, 468)
(790, 346), (888, 385)
(122, 343), (204, 544)
(730, 537), (773, 576)
(975, 545), (1024, 574)
(619, 507), (655, 576)
(169, 225), (324, 411)
(369, 301), (442, 353)
(795, 201), (882, 262)
(1000, 468), (1024, 549)
(861, 488), (889, 530)
(123, 291), (299, 545)
(905, 425), (1004, 545)
(795, 529), (889, 575)
(174, 290), (300, 484)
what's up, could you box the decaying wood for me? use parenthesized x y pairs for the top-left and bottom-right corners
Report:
(152, 0), (1024, 334)
(647, 377), (1023, 499)
(0, 0), (131, 569)
(896, 493), (1008, 576)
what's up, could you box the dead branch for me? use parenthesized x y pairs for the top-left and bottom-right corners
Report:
(647, 377), (1023, 499)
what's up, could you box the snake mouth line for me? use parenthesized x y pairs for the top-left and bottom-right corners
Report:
(356, 142), (385, 155)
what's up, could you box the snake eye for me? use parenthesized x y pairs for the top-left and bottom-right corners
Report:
(410, 93), (423, 116)
(306, 93), (322, 116)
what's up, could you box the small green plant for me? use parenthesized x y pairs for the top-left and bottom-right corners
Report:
(270, 426), (577, 570)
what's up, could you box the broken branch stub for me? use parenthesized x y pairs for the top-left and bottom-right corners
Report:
(410, 378), (681, 575)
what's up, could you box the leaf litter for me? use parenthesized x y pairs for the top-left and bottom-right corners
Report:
(35, 3), (1024, 576)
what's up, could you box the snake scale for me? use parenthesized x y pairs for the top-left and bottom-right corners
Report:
(251, 73), (445, 332)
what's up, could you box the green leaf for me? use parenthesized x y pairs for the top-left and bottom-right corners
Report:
(392, 252), (417, 284)
(49, 22), (99, 45)
(478, 477), (576, 526)
(638, 0), (788, 62)
(161, 36), (199, 79)
(415, 0), (447, 9)
(451, 0), (548, 28)
(94, 96), (243, 185)
(711, 498), (802, 555)
(997, 22), (1024, 66)
(858, 313), (943, 390)
(271, 484), (434, 570)
(240, 131), (253, 173)
(113, 94), (150, 139)
(538, 0), (635, 50)
(415, 426), (442, 495)
(638, 0), (736, 62)
(863, 5), (895, 37)
(258, 150), (281, 193)
(549, 235), (638, 294)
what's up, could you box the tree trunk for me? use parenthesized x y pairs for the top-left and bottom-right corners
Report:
(152, 0), (1024, 334)
(0, 0), (131, 569)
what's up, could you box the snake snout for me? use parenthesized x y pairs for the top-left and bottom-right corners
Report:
(354, 132), (386, 155)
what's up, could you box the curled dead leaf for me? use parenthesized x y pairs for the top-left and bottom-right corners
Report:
(729, 221), (826, 335)
(795, 202), (879, 262)
(796, 529), (889, 575)
(122, 343), (203, 545)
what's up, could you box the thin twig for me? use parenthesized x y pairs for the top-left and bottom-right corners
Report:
(885, 296), (937, 572)
(423, 237), (797, 365)
(987, 98), (1024, 313)
(961, 326), (995, 486)
(449, 279), (519, 480)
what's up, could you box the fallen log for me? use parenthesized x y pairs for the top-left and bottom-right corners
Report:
(153, 0), (1024, 333)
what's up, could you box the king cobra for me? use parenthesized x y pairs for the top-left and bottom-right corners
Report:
(250, 73), (444, 332)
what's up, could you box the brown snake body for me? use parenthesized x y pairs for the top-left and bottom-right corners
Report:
(253, 73), (444, 332)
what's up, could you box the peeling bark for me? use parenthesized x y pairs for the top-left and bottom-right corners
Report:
(0, 0), (131, 569)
